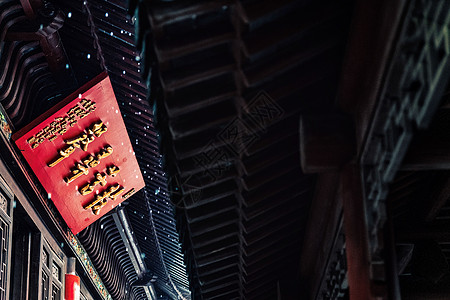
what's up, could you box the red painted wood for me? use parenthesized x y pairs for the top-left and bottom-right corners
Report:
(341, 165), (375, 300)
(13, 72), (145, 234)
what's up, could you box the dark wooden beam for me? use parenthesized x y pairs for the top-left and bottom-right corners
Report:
(337, 0), (407, 148)
(401, 107), (450, 171)
(400, 290), (450, 300)
(401, 279), (450, 300)
(341, 164), (377, 300)
(299, 114), (355, 174)
(423, 173), (450, 222)
(401, 136), (450, 171)
(398, 211), (450, 241)
(396, 223), (450, 243)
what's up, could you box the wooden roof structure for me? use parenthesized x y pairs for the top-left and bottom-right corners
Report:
(132, 0), (353, 298)
(132, 0), (450, 299)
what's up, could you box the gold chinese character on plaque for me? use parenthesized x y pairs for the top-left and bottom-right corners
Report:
(47, 120), (108, 168)
(84, 184), (125, 215)
(78, 164), (120, 196)
(63, 145), (114, 183)
(48, 145), (76, 167)
(64, 163), (89, 183)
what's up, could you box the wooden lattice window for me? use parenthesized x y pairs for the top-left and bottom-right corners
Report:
(10, 200), (66, 300)
(0, 176), (13, 299)
(41, 239), (64, 300)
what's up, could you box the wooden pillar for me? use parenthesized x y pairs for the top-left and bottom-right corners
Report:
(298, 172), (342, 299)
(341, 164), (375, 300)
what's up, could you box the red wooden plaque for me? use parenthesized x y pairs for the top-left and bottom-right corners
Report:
(13, 72), (145, 234)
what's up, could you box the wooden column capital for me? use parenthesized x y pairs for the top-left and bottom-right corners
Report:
(299, 113), (355, 174)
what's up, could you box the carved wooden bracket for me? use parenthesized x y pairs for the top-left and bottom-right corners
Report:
(299, 113), (355, 174)
(5, 10), (67, 75)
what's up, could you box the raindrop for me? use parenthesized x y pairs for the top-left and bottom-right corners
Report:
(87, 53), (91, 59)
(110, 32), (114, 36)
(65, 64), (69, 69)
(105, 12), (109, 17)
(68, 12), (72, 18)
